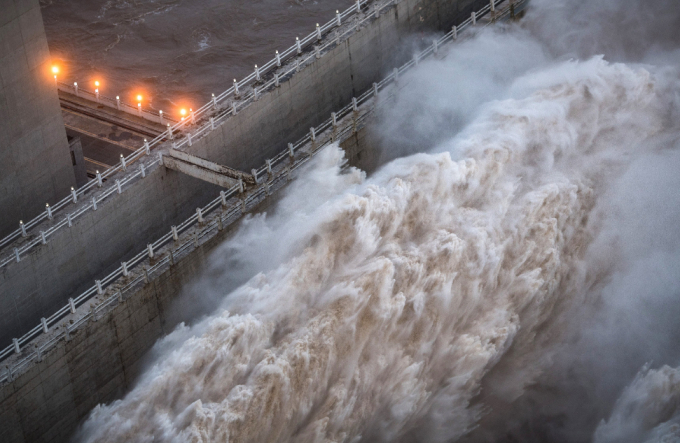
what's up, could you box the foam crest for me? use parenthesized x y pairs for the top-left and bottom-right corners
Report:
(76, 55), (677, 442)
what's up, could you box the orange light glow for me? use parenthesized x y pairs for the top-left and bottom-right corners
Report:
(51, 66), (59, 74)
(94, 80), (100, 87)
(136, 94), (143, 102)
(180, 109), (187, 116)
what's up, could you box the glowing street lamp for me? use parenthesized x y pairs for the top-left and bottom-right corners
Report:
(52, 66), (59, 85)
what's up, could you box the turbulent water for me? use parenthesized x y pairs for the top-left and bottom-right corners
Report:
(75, 0), (680, 442)
(40, 0), (345, 113)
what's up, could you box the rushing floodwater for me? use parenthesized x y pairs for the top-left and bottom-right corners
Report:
(61, 0), (680, 441)
(41, 0), (348, 114)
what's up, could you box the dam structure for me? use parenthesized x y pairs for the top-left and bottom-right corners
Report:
(0, 0), (524, 441)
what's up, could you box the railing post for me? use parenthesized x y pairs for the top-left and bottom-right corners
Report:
(238, 177), (244, 193)
(71, 186), (77, 203)
(122, 261), (129, 277)
(210, 117), (215, 130)
(116, 179), (122, 194)
(67, 213), (72, 227)
(255, 64), (261, 81)
(116, 95), (121, 110)
(212, 93), (217, 109)
(196, 207), (204, 223)
(187, 132), (193, 147)
(140, 163), (146, 178)
(40, 231), (46, 245)
(414, 53), (419, 66)
(19, 220), (26, 237)
(331, 112), (337, 128)
(167, 123), (173, 140)
(275, 73), (280, 87)
(218, 216), (223, 231)
(220, 191), (227, 207)
(92, 196), (97, 211)
(159, 110), (164, 124)
(233, 79), (240, 96)
(472, 11), (476, 25)
(315, 46), (321, 59)
(144, 139), (150, 155)
(316, 23), (322, 41)
(74, 82), (79, 96)
(336, 10), (341, 26)
(288, 143), (295, 160)
(490, 0), (495, 13)
(352, 97), (358, 112)
(137, 102), (142, 116)
(172, 225), (179, 241)
(232, 101), (237, 115)
(190, 108), (195, 124)
(96, 280), (103, 295)
(142, 266), (149, 284)
(433, 39), (438, 55)
(46, 203), (53, 220)
(147, 244), (154, 259)
(254, 87), (260, 100)
(69, 298), (76, 314)
(251, 169), (259, 185)
(373, 82), (379, 97)
(296, 37), (302, 54)
(266, 159), (272, 174)
(452, 25), (457, 40)
(374, 4), (380, 18)
(14, 248), (20, 263)
(275, 50), (281, 67)
(13, 339), (20, 354)
(356, 0), (361, 13)
(41, 318), (48, 334)
(95, 88), (100, 103)
(393, 67), (399, 83)
(310, 127), (316, 141)
(120, 154), (127, 171)
(96, 170), (102, 187)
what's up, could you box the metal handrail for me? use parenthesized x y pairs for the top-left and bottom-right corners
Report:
(0, 0), (524, 382)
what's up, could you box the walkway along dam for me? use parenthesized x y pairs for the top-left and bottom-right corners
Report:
(0, 0), (524, 441)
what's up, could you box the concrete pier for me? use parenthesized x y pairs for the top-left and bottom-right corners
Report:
(0, 0), (79, 238)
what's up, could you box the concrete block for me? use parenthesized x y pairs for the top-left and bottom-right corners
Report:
(0, 0), (18, 27)
(17, 5), (44, 45)
(0, 404), (24, 443)
(0, 18), (22, 59)
(0, 47), (30, 95)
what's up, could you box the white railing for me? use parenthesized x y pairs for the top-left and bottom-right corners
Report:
(0, 0), (525, 384)
(56, 83), (179, 127)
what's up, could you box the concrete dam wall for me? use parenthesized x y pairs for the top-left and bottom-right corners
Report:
(0, 0), (510, 441)
(0, 0), (487, 352)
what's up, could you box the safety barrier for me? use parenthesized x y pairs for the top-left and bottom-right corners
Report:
(0, 0), (525, 383)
